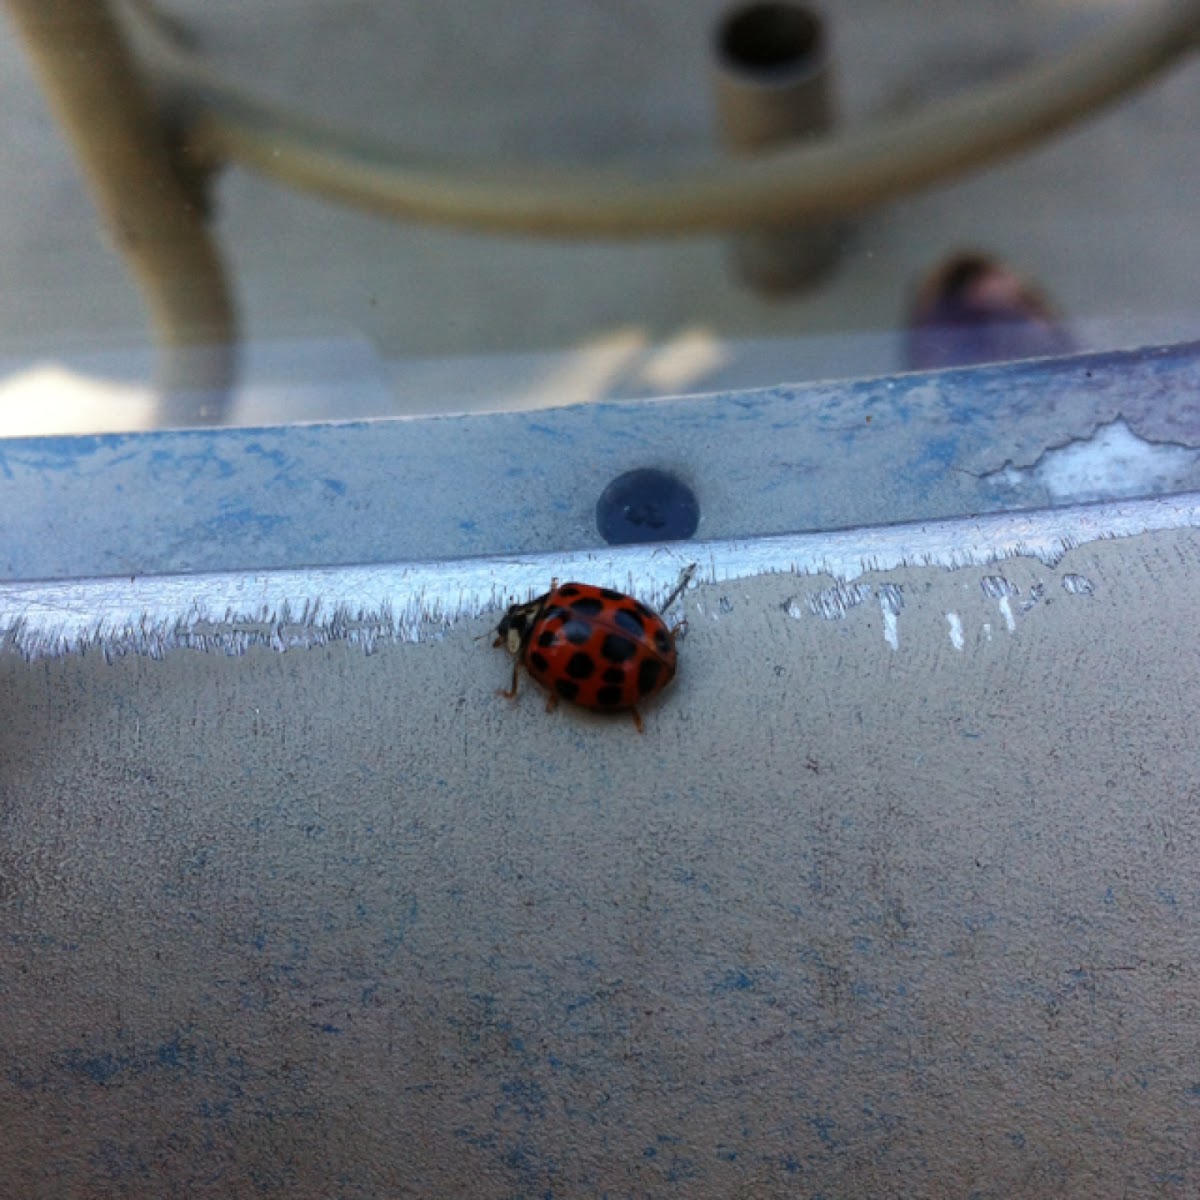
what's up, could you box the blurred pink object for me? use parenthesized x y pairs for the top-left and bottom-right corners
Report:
(905, 252), (1072, 371)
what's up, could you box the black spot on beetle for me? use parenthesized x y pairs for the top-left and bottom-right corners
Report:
(653, 629), (672, 656)
(614, 607), (645, 637)
(563, 620), (592, 646)
(600, 587), (624, 600)
(537, 629), (557, 648)
(596, 685), (625, 708)
(557, 585), (580, 597)
(637, 658), (663, 696)
(530, 651), (549, 674)
(602, 666), (626, 685)
(569, 596), (604, 616)
(566, 652), (596, 680)
(635, 601), (656, 621)
(555, 679), (580, 702)
(601, 634), (637, 663)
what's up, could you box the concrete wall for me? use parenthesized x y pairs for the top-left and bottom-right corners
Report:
(2, 523), (1198, 1197)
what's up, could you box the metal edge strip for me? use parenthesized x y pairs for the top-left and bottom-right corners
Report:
(3, 493), (1198, 660)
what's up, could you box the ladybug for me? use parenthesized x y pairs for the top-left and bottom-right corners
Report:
(494, 569), (693, 732)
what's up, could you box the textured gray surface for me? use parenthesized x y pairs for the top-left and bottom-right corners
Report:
(2, 523), (1199, 1197)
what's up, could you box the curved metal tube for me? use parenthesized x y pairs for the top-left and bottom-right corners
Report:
(8, 0), (236, 416)
(128, 0), (1200, 236)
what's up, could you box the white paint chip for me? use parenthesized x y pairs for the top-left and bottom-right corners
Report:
(947, 612), (965, 651)
(878, 583), (903, 651)
(1002, 418), (1200, 503)
(998, 596), (1016, 632)
(883, 606), (899, 651)
(980, 575), (1018, 599)
(808, 583), (873, 620)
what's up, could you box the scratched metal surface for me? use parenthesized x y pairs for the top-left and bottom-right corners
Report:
(1, 340), (1199, 581)
(3, 349), (1200, 1197)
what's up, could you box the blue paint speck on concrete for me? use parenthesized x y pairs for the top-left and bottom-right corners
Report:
(804, 1113), (839, 1147)
(156, 1034), (199, 1071)
(715, 968), (755, 993)
(63, 1048), (132, 1087)
(664, 1155), (698, 1183)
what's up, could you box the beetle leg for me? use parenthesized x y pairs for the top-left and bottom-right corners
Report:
(544, 691), (559, 714)
(630, 707), (645, 734)
(497, 661), (520, 700)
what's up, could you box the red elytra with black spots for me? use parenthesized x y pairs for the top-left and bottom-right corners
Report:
(494, 582), (678, 731)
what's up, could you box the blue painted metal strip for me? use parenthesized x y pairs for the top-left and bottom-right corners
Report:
(1, 341), (1197, 581)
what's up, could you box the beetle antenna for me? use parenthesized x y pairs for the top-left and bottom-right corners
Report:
(661, 562), (697, 612)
